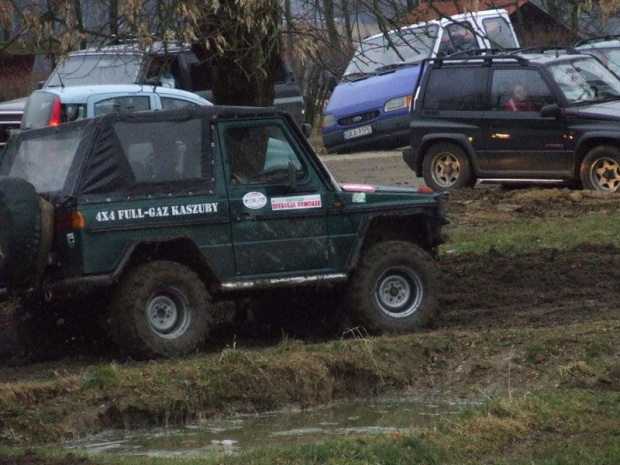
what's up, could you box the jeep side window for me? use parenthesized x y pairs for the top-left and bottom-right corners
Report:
(222, 122), (305, 185)
(482, 17), (517, 49)
(114, 119), (204, 183)
(423, 67), (487, 111)
(437, 23), (477, 56)
(94, 96), (151, 117)
(491, 69), (554, 112)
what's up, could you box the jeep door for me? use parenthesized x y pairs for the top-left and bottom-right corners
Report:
(477, 68), (572, 178)
(217, 118), (330, 276)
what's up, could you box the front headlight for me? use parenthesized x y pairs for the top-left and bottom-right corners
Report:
(322, 114), (335, 127)
(384, 95), (413, 112)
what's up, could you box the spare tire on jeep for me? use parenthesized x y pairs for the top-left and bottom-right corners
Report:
(0, 176), (54, 288)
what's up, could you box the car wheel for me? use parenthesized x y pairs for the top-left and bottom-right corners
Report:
(345, 241), (438, 334)
(422, 142), (475, 192)
(580, 146), (620, 192)
(107, 261), (211, 359)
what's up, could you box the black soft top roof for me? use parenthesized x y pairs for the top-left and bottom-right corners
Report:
(0, 105), (293, 201)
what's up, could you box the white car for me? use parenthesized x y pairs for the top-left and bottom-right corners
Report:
(21, 85), (212, 130)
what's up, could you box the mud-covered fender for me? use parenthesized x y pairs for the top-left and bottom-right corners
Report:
(344, 209), (441, 273)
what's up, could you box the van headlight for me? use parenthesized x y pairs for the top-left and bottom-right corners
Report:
(322, 114), (335, 128)
(384, 95), (413, 112)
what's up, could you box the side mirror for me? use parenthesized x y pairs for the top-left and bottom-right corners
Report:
(288, 160), (298, 192)
(328, 75), (337, 92)
(37, 81), (45, 90)
(540, 103), (562, 118)
(302, 123), (312, 138)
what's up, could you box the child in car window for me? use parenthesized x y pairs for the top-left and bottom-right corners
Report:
(504, 83), (536, 111)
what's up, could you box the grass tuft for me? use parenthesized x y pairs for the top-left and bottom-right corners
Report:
(80, 363), (119, 391)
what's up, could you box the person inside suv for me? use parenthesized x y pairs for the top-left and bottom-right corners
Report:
(504, 83), (536, 111)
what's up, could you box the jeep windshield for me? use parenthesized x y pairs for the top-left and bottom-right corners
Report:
(548, 57), (620, 105)
(0, 123), (86, 193)
(45, 53), (142, 87)
(344, 25), (438, 77)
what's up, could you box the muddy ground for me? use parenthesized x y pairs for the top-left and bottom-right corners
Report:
(1, 151), (619, 379)
(0, 152), (619, 464)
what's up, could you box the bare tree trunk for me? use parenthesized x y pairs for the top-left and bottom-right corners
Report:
(192, 0), (281, 107)
(109, 0), (119, 37)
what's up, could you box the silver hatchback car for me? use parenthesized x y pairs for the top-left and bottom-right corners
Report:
(21, 84), (212, 130)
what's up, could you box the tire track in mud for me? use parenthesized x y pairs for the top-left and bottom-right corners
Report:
(437, 244), (620, 330)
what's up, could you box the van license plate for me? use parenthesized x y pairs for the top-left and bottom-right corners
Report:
(344, 125), (372, 140)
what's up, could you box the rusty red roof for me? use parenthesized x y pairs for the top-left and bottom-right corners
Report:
(403, 0), (529, 24)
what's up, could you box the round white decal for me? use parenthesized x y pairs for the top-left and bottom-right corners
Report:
(243, 192), (267, 210)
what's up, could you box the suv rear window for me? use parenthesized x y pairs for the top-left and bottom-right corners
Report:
(46, 54), (142, 86)
(3, 125), (85, 193)
(423, 67), (487, 111)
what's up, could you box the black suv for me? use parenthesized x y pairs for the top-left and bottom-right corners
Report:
(403, 51), (620, 192)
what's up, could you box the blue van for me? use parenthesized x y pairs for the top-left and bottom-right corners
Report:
(322, 10), (519, 153)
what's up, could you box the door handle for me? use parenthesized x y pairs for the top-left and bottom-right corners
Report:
(236, 212), (255, 222)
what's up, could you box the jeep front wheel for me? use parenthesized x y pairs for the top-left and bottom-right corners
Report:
(580, 146), (620, 192)
(422, 142), (475, 192)
(345, 241), (438, 333)
(107, 261), (211, 359)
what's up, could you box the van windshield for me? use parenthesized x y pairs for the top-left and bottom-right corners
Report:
(344, 25), (439, 77)
(46, 54), (142, 87)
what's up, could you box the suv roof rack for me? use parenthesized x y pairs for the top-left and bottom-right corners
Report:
(575, 35), (620, 47)
(426, 51), (529, 67)
(509, 46), (579, 56)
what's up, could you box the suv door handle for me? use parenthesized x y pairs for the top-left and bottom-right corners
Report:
(236, 212), (255, 222)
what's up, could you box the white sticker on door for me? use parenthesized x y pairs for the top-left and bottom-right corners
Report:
(243, 192), (268, 210)
(271, 194), (322, 211)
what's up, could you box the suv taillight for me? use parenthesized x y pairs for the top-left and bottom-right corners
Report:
(48, 97), (62, 127)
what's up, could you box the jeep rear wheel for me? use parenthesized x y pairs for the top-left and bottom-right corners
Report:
(580, 146), (620, 192)
(422, 142), (475, 192)
(107, 261), (211, 359)
(345, 241), (438, 333)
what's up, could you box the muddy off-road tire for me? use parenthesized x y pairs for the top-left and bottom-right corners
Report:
(580, 145), (620, 192)
(0, 176), (54, 288)
(422, 142), (475, 192)
(345, 241), (438, 334)
(107, 261), (211, 359)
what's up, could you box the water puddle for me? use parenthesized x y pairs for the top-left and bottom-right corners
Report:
(65, 397), (466, 458)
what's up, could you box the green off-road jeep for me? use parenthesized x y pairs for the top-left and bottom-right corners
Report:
(0, 106), (447, 359)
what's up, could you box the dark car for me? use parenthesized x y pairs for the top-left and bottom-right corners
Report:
(403, 51), (620, 192)
(0, 42), (305, 149)
(0, 105), (447, 359)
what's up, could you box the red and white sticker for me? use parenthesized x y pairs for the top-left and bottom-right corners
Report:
(271, 194), (322, 211)
(243, 192), (267, 210)
(340, 183), (376, 193)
